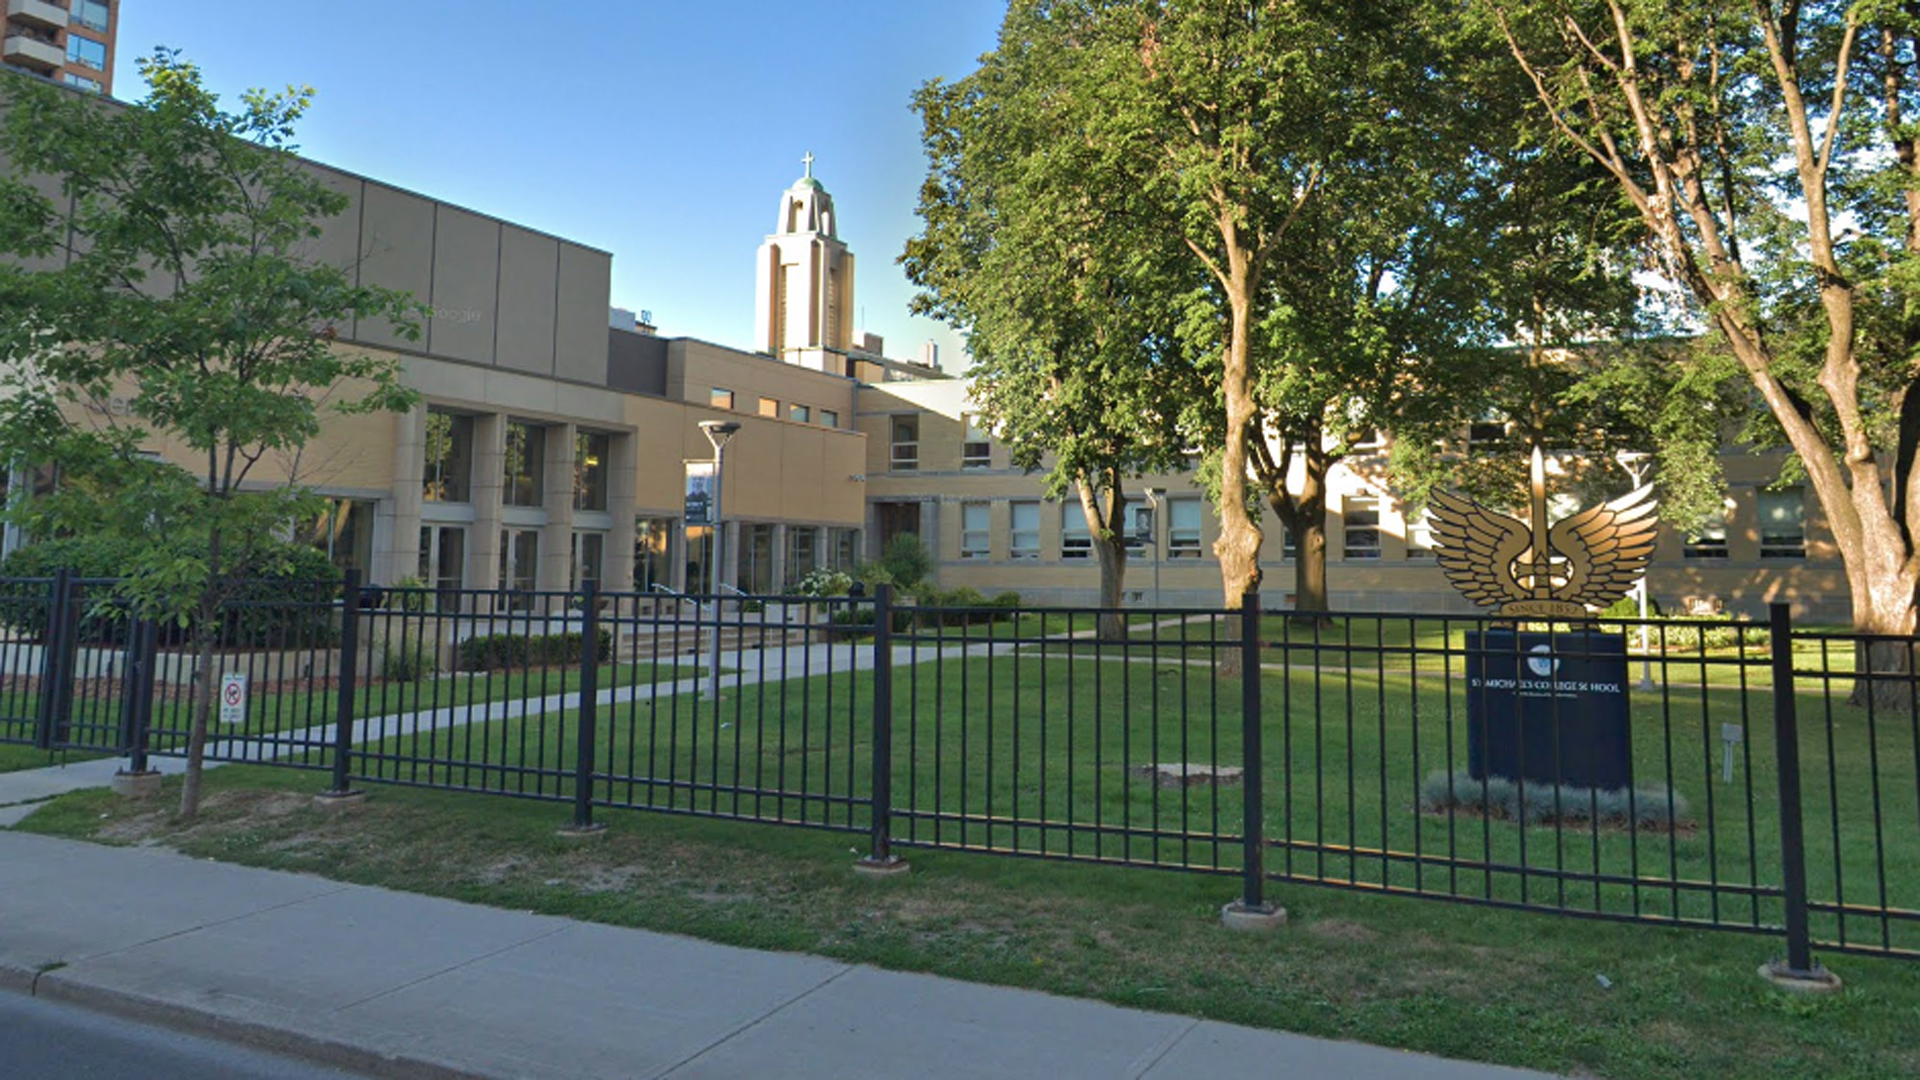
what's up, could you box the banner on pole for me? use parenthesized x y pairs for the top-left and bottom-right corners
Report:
(684, 461), (715, 526)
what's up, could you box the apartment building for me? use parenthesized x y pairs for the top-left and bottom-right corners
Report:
(3, 0), (115, 94)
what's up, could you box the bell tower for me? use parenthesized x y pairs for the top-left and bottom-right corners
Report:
(755, 152), (857, 372)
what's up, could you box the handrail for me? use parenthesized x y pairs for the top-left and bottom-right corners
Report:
(718, 583), (749, 597)
(648, 583), (687, 598)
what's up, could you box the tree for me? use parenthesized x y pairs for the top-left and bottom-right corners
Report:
(1489, 1), (1920, 690)
(905, 3), (1198, 638)
(0, 53), (421, 817)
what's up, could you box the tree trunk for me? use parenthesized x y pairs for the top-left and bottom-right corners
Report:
(1077, 480), (1129, 642)
(1215, 261), (1263, 611)
(1847, 557), (1920, 710)
(178, 524), (224, 821)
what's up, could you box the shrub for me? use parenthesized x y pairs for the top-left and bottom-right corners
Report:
(455, 628), (614, 672)
(381, 635), (437, 682)
(861, 535), (931, 591)
(1419, 769), (1689, 830)
(0, 535), (342, 647)
(793, 568), (853, 598)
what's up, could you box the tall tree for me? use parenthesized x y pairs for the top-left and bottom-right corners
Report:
(0, 54), (421, 817)
(906, 5), (1197, 638)
(1489, 1), (1920, 682)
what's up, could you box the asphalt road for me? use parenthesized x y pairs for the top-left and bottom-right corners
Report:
(0, 992), (368, 1079)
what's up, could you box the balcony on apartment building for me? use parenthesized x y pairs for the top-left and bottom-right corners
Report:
(6, 0), (69, 33)
(3, 29), (64, 73)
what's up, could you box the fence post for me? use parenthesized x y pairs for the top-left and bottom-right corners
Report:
(318, 569), (364, 806)
(111, 617), (162, 796)
(564, 581), (606, 837)
(1761, 602), (1839, 991)
(34, 568), (76, 751)
(856, 583), (907, 876)
(1223, 592), (1284, 929)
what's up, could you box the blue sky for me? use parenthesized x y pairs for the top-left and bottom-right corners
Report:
(116, 1), (1006, 367)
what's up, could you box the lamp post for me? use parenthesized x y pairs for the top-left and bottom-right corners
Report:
(700, 420), (741, 701)
(1143, 487), (1167, 609)
(1617, 451), (1655, 690)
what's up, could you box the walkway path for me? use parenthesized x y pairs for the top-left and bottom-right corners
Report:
(0, 830), (1556, 1080)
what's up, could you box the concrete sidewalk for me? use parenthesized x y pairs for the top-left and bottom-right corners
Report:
(0, 830), (1557, 1080)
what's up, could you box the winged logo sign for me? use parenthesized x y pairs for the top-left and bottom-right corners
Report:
(1427, 446), (1658, 619)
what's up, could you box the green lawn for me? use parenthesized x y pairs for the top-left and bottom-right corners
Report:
(0, 743), (106, 773)
(15, 766), (1920, 1080)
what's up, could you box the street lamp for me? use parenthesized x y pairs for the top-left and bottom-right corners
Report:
(1617, 450), (1655, 690)
(700, 420), (741, 701)
(1142, 487), (1167, 609)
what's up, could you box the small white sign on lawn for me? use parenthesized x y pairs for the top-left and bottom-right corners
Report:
(219, 673), (247, 726)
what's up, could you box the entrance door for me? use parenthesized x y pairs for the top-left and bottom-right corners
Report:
(875, 502), (919, 551)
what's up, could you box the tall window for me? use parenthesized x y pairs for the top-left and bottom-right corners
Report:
(890, 415), (920, 471)
(829, 527), (859, 571)
(499, 528), (540, 605)
(635, 517), (673, 592)
(1406, 508), (1434, 559)
(738, 523), (775, 593)
(73, 0), (110, 32)
(572, 532), (605, 593)
(1759, 488), (1806, 558)
(1685, 506), (1730, 559)
(1009, 501), (1040, 559)
(418, 526), (466, 610)
(422, 409), (473, 503)
(503, 421), (546, 507)
(1167, 498), (1203, 558)
(1343, 496), (1381, 559)
(961, 413), (991, 469)
(1061, 505), (1091, 559)
(786, 527), (818, 582)
(66, 35), (107, 70)
(758, 396), (781, 418)
(961, 502), (990, 559)
(573, 431), (610, 512)
(710, 387), (734, 410)
(301, 498), (375, 575)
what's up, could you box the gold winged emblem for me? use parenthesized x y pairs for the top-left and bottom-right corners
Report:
(1427, 445), (1659, 618)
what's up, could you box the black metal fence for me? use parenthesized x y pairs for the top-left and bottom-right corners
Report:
(1, 570), (1914, 967)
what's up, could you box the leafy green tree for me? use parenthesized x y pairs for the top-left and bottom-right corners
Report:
(1489, 0), (1920, 687)
(905, 3), (1199, 638)
(0, 53), (422, 817)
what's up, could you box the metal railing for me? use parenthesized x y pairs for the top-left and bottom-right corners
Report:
(0, 574), (1913, 967)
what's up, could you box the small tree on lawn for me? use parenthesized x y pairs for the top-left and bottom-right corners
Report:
(0, 53), (421, 818)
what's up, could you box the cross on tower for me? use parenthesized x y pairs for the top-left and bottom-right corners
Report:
(802, 151), (815, 178)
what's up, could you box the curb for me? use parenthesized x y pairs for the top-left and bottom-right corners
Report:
(9, 968), (495, 1080)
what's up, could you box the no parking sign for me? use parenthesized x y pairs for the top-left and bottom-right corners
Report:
(219, 673), (247, 725)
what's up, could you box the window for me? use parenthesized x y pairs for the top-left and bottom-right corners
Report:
(790, 404), (812, 424)
(684, 525), (714, 594)
(1685, 506), (1730, 559)
(72, 0), (110, 32)
(573, 431), (610, 512)
(786, 527), (819, 582)
(1061, 506), (1091, 559)
(962, 413), (991, 469)
(820, 409), (839, 429)
(890, 415), (920, 471)
(1168, 498), (1203, 558)
(758, 396), (781, 418)
(710, 387), (734, 410)
(66, 35), (107, 71)
(738, 523), (775, 593)
(499, 528), (540, 606)
(1406, 508), (1434, 559)
(1759, 488), (1806, 558)
(1468, 419), (1506, 452)
(961, 502), (990, 560)
(635, 517), (674, 592)
(1343, 497), (1381, 559)
(572, 532), (605, 593)
(503, 421), (546, 507)
(300, 498), (375, 575)
(829, 527), (860, 571)
(422, 409), (473, 503)
(1009, 501), (1040, 559)
(62, 74), (102, 93)
(418, 526), (466, 610)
